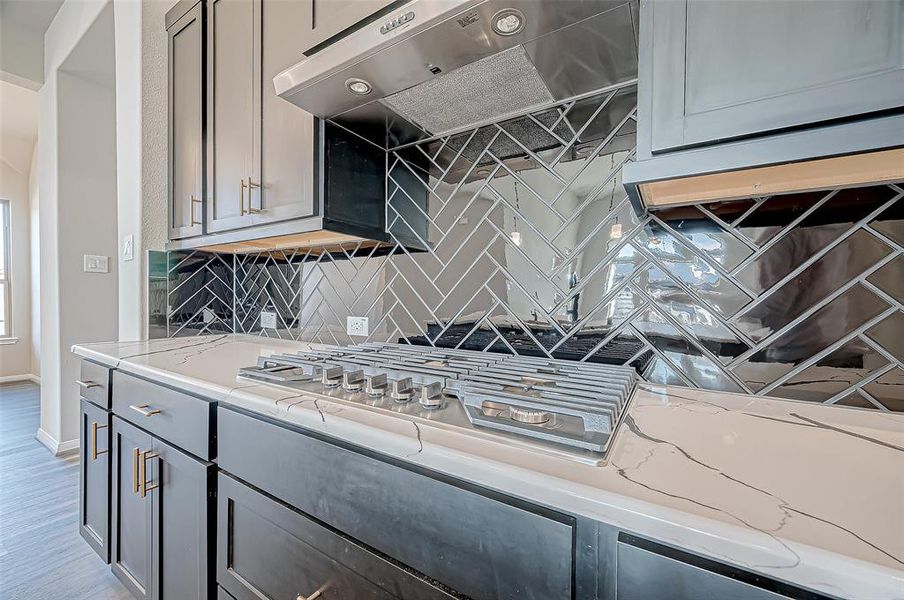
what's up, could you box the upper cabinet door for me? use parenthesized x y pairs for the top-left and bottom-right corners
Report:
(207, 0), (256, 233)
(251, 0), (317, 226)
(168, 3), (205, 240)
(644, 0), (904, 154)
(305, 0), (398, 52)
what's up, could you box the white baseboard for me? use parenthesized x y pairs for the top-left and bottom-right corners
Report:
(0, 373), (40, 385)
(36, 428), (80, 456)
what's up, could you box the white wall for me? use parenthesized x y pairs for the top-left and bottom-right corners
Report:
(28, 144), (40, 377)
(38, 0), (118, 452)
(116, 0), (176, 342)
(0, 161), (33, 377)
(36, 0), (175, 452)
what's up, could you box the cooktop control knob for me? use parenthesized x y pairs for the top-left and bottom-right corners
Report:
(343, 369), (365, 391)
(321, 366), (343, 388)
(390, 377), (413, 402)
(419, 382), (444, 409)
(365, 373), (388, 396)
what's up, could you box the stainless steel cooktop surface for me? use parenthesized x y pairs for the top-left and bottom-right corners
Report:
(238, 343), (638, 465)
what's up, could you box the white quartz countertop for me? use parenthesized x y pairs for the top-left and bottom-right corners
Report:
(72, 335), (904, 600)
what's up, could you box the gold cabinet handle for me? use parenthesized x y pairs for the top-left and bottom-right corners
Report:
(297, 582), (329, 600)
(76, 380), (100, 389)
(140, 450), (160, 498)
(240, 178), (248, 215)
(129, 404), (161, 417)
(91, 422), (108, 460)
(133, 447), (140, 494)
(190, 194), (202, 225)
(247, 177), (262, 213)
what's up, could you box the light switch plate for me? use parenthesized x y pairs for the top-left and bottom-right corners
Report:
(83, 255), (109, 273)
(347, 316), (369, 337)
(122, 235), (134, 261)
(260, 311), (277, 329)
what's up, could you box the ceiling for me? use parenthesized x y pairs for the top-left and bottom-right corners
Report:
(0, 79), (39, 175)
(0, 0), (64, 88)
(0, 0), (63, 31)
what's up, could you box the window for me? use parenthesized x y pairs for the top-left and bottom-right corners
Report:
(0, 200), (9, 338)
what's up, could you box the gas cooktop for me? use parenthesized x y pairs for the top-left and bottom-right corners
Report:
(237, 343), (638, 464)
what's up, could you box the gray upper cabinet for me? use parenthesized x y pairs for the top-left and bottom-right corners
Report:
(206, 0), (317, 232)
(168, 1), (205, 240)
(644, 0), (904, 154)
(254, 0), (317, 225)
(206, 0), (257, 233)
(304, 0), (397, 53)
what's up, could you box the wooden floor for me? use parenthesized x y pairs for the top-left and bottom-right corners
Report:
(0, 381), (132, 599)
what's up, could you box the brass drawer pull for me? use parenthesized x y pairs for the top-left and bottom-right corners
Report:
(129, 404), (161, 417)
(140, 450), (160, 498)
(190, 194), (202, 226)
(76, 380), (101, 389)
(133, 447), (141, 494)
(240, 178), (248, 215)
(297, 581), (329, 600)
(91, 422), (108, 460)
(247, 177), (262, 213)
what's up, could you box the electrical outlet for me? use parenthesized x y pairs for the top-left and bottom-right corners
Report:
(202, 308), (216, 324)
(260, 311), (277, 329)
(347, 316), (369, 337)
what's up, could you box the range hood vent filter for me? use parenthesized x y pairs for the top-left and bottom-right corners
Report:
(380, 46), (554, 137)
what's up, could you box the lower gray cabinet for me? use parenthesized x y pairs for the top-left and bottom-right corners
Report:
(152, 435), (215, 600)
(217, 473), (455, 600)
(616, 535), (807, 600)
(111, 415), (214, 600)
(218, 406), (574, 600)
(217, 586), (236, 600)
(112, 417), (154, 600)
(80, 399), (111, 563)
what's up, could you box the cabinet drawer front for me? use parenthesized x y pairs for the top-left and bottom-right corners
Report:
(219, 406), (574, 599)
(80, 360), (112, 408)
(616, 535), (818, 600)
(80, 399), (111, 563)
(218, 473), (453, 600)
(113, 371), (214, 460)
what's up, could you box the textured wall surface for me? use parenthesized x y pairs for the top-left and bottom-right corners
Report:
(164, 90), (904, 412)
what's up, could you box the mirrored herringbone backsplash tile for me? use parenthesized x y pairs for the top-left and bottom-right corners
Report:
(164, 89), (904, 412)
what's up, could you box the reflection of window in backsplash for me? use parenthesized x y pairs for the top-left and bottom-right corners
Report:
(158, 90), (903, 413)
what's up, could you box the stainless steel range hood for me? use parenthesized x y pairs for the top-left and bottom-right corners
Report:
(274, 0), (638, 148)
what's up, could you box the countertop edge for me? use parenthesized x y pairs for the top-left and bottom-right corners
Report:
(70, 340), (904, 600)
